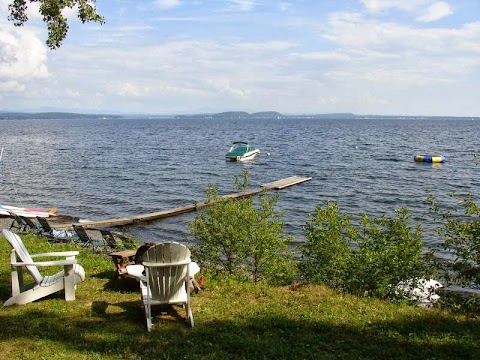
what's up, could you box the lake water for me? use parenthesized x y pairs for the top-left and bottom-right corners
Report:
(1, 116), (479, 250)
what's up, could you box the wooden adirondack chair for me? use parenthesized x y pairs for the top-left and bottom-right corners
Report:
(1, 229), (85, 306)
(140, 242), (194, 331)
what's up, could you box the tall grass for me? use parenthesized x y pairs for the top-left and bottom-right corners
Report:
(0, 233), (478, 359)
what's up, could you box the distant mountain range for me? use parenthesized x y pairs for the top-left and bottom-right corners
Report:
(0, 111), (478, 121)
(0, 112), (123, 120)
(187, 111), (358, 119)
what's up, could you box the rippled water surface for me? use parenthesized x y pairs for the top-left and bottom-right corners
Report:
(1, 116), (479, 247)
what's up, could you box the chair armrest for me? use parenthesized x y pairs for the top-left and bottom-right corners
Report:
(11, 259), (77, 267)
(143, 259), (191, 267)
(30, 251), (79, 258)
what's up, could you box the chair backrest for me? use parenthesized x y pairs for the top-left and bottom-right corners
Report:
(100, 230), (116, 247)
(20, 216), (38, 230)
(143, 242), (191, 303)
(36, 217), (53, 233)
(8, 211), (27, 231)
(2, 229), (43, 284)
(72, 225), (91, 245)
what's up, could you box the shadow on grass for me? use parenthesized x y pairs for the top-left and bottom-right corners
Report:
(92, 300), (187, 325)
(0, 272), (11, 300)
(102, 276), (139, 293)
(90, 270), (116, 280)
(0, 303), (478, 359)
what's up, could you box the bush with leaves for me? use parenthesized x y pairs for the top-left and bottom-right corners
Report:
(189, 170), (297, 285)
(300, 201), (357, 289)
(351, 208), (427, 298)
(428, 194), (480, 289)
(301, 201), (430, 299)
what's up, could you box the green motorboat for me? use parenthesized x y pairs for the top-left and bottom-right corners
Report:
(225, 142), (260, 162)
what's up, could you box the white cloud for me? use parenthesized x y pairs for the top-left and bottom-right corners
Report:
(324, 12), (479, 57)
(114, 83), (151, 97)
(360, 0), (430, 12)
(62, 5), (80, 20)
(360, 0), (454, 23)
(235, 40), (295, 52)
(417, 1), (453, 22)
(41, 37), (300, 112)
(0, 80), (25, 92)
(291, 51), (351, 62)
(154, 0), (182, 10)
(206, 78), (252, 97)
(317, 95), (341, 105)
(227, 0), (258, 12)
(0, 24), (48, 96)
(65, 89), (81, 98)
(278, 2), (293, 12)
(295, 11), (480, 115)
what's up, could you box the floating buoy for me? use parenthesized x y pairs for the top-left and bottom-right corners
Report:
(414, 155), (445, 163)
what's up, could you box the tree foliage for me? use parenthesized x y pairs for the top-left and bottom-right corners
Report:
(429, 194), (480, 289)
(8, 0), (104, 49)
(189, 170), (297, 285)
(301, 201), (429, 299)
(300, 201), (357, 289)
(351, 208), (426, 298)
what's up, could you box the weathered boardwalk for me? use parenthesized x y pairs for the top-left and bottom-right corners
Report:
(262, 176), (313, 190)
(54, 176), (312, 230)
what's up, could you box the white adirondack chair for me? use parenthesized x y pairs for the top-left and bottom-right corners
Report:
(1, 229), (85, 306)
(140, 242), (194, 331)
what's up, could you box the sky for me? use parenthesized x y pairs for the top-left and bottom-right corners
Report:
(0, 0), (479, 116)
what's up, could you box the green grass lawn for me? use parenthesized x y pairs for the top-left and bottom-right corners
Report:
(0, 233), (478, 359)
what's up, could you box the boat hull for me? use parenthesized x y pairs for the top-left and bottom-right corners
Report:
(225, 149), (260, 162)
(0, 204), (57, 218)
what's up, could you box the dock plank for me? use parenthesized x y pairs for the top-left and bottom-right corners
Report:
(54, 176), (311, 230)
(262, 176), (312, 190)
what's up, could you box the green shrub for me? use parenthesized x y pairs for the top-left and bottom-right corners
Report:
(189, 170), (297, 284)
(351, 208), (426, 298)
(114, 232), (140, 250)
(428, 194), (480, 289)
(301, 202), (429, 299)
(300, 201), (357, 289)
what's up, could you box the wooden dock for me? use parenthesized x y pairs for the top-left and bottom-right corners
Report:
(262, 176), (313, 190)
(54, 176), (311, 230)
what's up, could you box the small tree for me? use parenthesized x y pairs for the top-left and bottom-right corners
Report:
(190, 170), (296, 284)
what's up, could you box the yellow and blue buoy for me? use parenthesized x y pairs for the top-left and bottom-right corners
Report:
(414, 155), (445, 163)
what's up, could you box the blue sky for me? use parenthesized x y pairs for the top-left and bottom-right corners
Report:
(0, 0), (479, 116)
